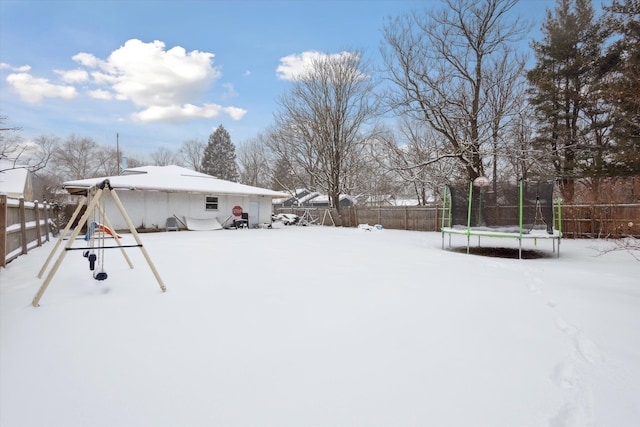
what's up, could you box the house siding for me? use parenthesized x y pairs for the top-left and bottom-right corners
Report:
(94, 190), (273, 230)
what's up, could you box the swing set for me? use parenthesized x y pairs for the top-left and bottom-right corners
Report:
(33, 179), (166, 306)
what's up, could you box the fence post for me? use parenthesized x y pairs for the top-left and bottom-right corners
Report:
(0, 195), (6, 268)
(35, 200), (42, 247)
(44, 202), (50, 242)
(404, 206), (408, 230)
(19, 197), (28, 255)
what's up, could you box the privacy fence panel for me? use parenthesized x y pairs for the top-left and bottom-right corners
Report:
(1, 195), (56, 267)
(274, 204), (640, 238)
(560, 204), (640, 238)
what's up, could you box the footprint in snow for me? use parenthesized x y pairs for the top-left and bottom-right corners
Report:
(555, 316), (578, 336)
(551, 362), (578, 389)
(576, 333), (601, 365)
(523, 270), (543, 294)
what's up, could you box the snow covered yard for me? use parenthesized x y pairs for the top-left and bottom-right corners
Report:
(1, 225), (639, 427)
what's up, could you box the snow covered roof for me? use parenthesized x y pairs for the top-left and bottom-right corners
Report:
(63, 165), (289, 198)
(0, 160), (32, 199)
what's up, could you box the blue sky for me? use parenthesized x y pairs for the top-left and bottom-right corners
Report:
(1, 0), (557, 159)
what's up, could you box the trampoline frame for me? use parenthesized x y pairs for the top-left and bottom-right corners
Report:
(441, 181), (563, 259)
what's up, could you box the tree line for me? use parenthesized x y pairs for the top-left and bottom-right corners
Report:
(1, 0), (638, 209)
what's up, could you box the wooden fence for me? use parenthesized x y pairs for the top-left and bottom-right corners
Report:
(0, 195), (57, 267)
(2, 199), (637, 267)
(275, 203), (640, 238)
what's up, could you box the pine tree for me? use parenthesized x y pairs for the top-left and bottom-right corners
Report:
(200, 125), (239, 181)
(600, 0), (640, 176)
(271, 157), (296, 192)
(526, 0), (606, 199)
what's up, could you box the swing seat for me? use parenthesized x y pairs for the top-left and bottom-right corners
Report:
(94, 271), (108, 281)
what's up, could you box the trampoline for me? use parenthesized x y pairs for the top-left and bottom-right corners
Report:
(441, 180), (562, 259)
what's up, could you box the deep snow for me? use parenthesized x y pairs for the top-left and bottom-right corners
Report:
(1, 225), (639, 427)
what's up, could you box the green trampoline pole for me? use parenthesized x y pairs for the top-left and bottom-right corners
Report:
(467, 182), (473, 254)
(441, 185), (447, 249)
(518, 180), (523, 259)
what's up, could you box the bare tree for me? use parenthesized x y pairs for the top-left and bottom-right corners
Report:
(237, 133), (272, 188)
(122, 155), (146, 169)
(484, 46), (529, 188)
(94, 146), (120, 176)
(271, 50), (378, 211)
(150, 147), (176, 166)
(381, 0), (529, 182)
(1, 117), (57, 173)
(374, 122), (459, 205)
(178, 139), (206, 171)
(502, 106), (554, 182)
(51, 135), (103, 180)
(595, 237), (640, 261)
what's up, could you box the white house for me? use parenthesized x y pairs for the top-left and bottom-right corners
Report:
(63, 165), (288, 230)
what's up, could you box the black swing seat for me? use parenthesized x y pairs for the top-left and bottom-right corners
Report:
(94, 271), (108, 281)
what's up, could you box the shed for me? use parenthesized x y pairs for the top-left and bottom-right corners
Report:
(0, 160), (33, 200)
(63, 165), (288, 230)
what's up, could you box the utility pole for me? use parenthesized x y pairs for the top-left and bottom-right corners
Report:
(116, 133), (121, 175)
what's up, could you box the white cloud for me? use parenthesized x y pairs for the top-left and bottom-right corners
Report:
(55, 68), (89, 83)
(1, 63), (31, 72)
(276, 51), (325, 81)
(72, 52), (102, 68)
(6, 73), (77, 103)
(80, 39), (246, 122)
(97, 39), (221, 109)
(225, 106), (248, 120)
(88, 89), (113, 100)
(276, 50), (363, 81)
(90, 71), (117, 85)
(132, 103), (247, 122)
(222, 82), (237, 98)
(8, 39), (246, 122)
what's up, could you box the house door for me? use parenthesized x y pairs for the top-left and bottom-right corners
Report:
(249, 201), (259, 227)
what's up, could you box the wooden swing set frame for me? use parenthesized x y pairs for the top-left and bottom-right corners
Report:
(33, 179), (166, 307)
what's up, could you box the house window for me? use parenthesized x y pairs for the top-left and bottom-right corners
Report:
(205, 196), (218, 211)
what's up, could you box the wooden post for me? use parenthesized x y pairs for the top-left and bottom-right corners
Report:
(19, 197), (27, 255)
(0, 195), (6, 268)
(353, 205), (358, 226)
(38, 196), (87, 279)
(404, 206), (408, 230)
(44, 202), (51, 243)
(109, 187), (166, 292)
(33, 189), (105, 306)
(34, 201), (42, 247)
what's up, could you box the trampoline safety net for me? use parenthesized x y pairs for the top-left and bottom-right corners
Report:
(446, 182), (554, 234)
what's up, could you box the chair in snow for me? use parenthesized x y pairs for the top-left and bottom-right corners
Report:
(235, 213), (249, 229)
(166, 217), (179, 231)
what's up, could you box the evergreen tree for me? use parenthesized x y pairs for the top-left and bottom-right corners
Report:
(600, 0), (640, 176)
(200, 125), (239, 181)
(526, 0), (606, 199)
(271, 156), (297, 192)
